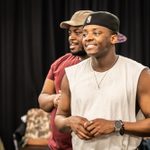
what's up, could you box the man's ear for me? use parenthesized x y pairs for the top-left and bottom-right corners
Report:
(110, 34), (118, 44)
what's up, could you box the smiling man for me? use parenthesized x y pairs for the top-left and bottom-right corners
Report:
(55, 11), (150, 150)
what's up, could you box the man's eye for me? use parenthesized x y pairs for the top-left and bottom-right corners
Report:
(75, 32), (82, 35)
(94, 32), (100, 36)
(82, 33), (87, 37)
(68, 31), (71, 36)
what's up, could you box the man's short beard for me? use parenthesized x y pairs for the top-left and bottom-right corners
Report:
(71, 49), (87, 57)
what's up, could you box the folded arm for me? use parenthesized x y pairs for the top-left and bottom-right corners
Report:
(38, 78), (61, 112)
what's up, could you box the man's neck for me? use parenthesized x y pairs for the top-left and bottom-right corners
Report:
(79, 55), (89, 61)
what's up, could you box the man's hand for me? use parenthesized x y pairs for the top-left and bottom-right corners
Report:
(84, 118), (115, 137)
(68, 116), (93, 140)
(53, 91), (61, 107)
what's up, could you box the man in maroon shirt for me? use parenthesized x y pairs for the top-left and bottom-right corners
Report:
(38, 10), (93, 150)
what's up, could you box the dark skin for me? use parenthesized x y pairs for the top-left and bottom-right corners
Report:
(55, 25), (150, 140)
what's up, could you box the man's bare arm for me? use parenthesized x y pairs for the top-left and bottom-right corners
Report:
(38, 78), (60, 112)
(55, 74), (93, 139)
(55, 75), (72, 132)
(124, 68), (150, 137)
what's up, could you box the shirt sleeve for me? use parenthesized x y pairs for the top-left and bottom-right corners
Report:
(46, 65), (54, 80)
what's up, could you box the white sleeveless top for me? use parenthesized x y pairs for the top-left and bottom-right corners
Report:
(65, 56), (146, 150)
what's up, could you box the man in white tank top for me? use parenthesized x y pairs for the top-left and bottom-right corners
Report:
(55, 11), (150, 150)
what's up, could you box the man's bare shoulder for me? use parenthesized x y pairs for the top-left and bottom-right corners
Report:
(139, 67), (150, 81)
(138, 67), (150, 92)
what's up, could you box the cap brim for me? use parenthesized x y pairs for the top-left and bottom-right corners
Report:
(60, 21), (82, 29)
(117, 33), (127, 43)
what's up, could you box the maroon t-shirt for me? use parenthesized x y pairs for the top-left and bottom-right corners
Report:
(47, 53), (80, 150)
